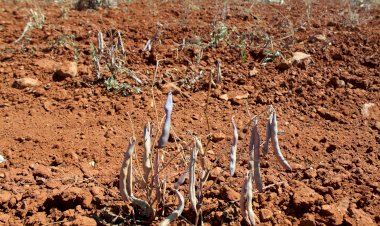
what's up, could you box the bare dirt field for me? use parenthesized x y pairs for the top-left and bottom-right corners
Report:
(0, 0), (379, 225)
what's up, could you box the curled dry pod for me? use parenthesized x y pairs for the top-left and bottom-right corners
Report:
(158, 92), (173, 148)
(120, 137), (155, 220)
(159, 189), (184, 226)
(230, 116), (238, 176)
(270, 109), (292, 171)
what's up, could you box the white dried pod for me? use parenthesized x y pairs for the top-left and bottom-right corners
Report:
(246, 171), (256, 226)
(143, 122), (152, 183)
(240, 172), (250, 224)
(229, 116), (238, 176)
(117, 30), (125, 54)
(119, 137), (136, 200)
(263, 115), (271, 156)
(158, 92), (173, 148)
(252, 119), (263, 192)
(270, 109), (292, 171)
(97, 31), (104, 54)
(189, 143), (198, 214)
(159, 189), (184, 226)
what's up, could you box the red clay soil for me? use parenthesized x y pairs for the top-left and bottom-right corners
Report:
(0, 0), (379, 225)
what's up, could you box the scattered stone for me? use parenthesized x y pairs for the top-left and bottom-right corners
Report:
(12, 78), (41, 89)
(292, 182), (323, 209)
(160, 82), (181, 95)
(320, 197), (349, 225)
(67, 216), (97, 226)
(54, 61), (78, 80)
(300, 213), (316, 226)
(219, 94), (229, 101)
(209, 167), (223, 180)
(292, 52), (311, 62)
(374, 121), (380, 131)
(25, 212), (48, 225)
(329, 76), (345, 88)
(32, 164), (52, 178)
(233, 93), (249, 100)
(0, 213), (11, 223)
(347, 207), (376, 225)
(43, 101), (54, 112)
(211, 132), (226, 142)
(309, 34), (327, 42)
(259, 209), (273, 221)
(0, 191), (12, 204)
(361, 103), (375, 118)
(0, 155), (5, 164)
(304, 168), (317, 179)
(249, 67), (258, 76)
(317, 107), (344, 122)
(221, 186), (240, 202)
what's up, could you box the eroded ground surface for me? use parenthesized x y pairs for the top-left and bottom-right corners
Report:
(0, 0), (379, 225)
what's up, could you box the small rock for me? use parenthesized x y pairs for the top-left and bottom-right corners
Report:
(221, 186), (240, 201)
(12, 78), (41, 89)
(160, 82), (181, 95)
(25, 212), (48, 225)
(374, 121), (380, 131)
(300, 213), (316, 226)
(259, 209), (273, 221)
(209, 167), (223, 180)
(292, 182), (323, 209)
(317, 107), (344, 122)
(0, 213), (11, 223)
(249, 67), (258, 76)
(0, 191), (12, 204)
(347, 207), (375, 225)
(32, 164), (52, 179)
(304, 168), (317, 179)
(43, 101), (54, 112)
(361, 103), (375, 118)
(211, 132), (226, 142)
(320, 197), (349, 225)
(219, 94), (229, 101)
(234, 93), (249, 100)
(91, 186), (104, 197)
(292, 52), (311, 62)
(54, 61), (78, 80)
(309, 34), (327, 42)
(0, 155), (5, 164)
(66, 216), (97, 226)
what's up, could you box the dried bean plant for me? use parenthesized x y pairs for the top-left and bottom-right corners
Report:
(230, 105), (292, 225)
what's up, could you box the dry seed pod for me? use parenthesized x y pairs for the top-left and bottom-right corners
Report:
(97, 31), (104, 54)
(252, 119), (263, 192)
(159, 189), (184, 226)
(240, 172), (249, 224)
(119, 137), (136, 200)
(246, 171), (256, 226)
(158, 92), (173, 148)
(189, 143), (198, 214)
(143, 123), (152, 183)
(229, 116), (238, 176)
(263, 116), (271, 156)
(270, 109), (292, 171)
(117, 30), (125, 54)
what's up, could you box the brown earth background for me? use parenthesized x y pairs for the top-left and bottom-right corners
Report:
(0, 0), (379, 225)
